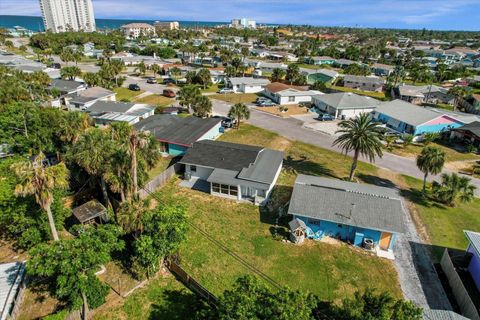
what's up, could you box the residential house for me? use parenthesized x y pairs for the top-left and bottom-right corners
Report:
(372, 100), (464, 136)
(287, 175), (405, 258)
(209, 69), (226, 84)
(372, 63), (395, 76)
(134, 115), (222, 156)
(263, 82), (320, 105)
(300, 68), (338, 84)
(0, 261), (26, 320)
(83, 42), (103, 58)
(48, 79), (86, 95)
(180, 140), (283, 205)
(312, 92), (381, 119)
(343, 75), (385, 92)
(66, 87), (116, 110)
(451, 121), (480, 147)
(121, 23), (156, 39)
(228, 77), (271, 93)
(257, 61), (288, 73)
(305, 56), (336, 65)
(334, 58), (362, 69)
(397, 84), (454, 105)
(422, 309), (469, 320)
(85, 101), (155, 125)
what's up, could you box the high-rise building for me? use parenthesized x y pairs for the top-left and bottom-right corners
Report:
(154, 21), (180, 30)
(39, 0), (96, 33)
(230, 18), (256, 29)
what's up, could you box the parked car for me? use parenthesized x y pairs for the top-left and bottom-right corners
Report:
(217, 88), (234, 94)
(163, 78), (175, 84)
(128, 84), (141, 91)
(221, 117), (237, 128)
(163, 89), (176, 98)
(316, 113), (335, 121)
(146, 77), (157, 84)
(255, 97), (269, 104)
(257, 99), (277, 107)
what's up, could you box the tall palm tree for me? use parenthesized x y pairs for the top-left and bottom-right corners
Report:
(448, 86), (467, 111)
(129, 129), (150, 195)
(70, 128), (113, 206)
(228, 103), (250, 129)
(170, 67), (182, 85)
(416, 146), (446, 194)
(58, 112), (92, 145)
(117, 199), (148, 236)
(178, 84), (201, 114)
(11, 153), (69, 241)
(333, 113), (384, 181)
(432, 173), (476, 207)
(151, 64), (160, 80)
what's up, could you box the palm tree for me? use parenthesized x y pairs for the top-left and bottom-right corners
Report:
(228, 103), (250, 129)
(448, 86), (467, 111)
(286, 64), (300, 85)
(117, 199), (148, 236)
(135, 60), (147, 76)
(416, 146), (446, 194)
(129, 129), (150, 195)
(271, 68), (286, 82)
(60, 66), (81, 81)
(170, 67), (182, 85)
(58, 112), (92, 145)
(60, 48), (74, 66)
(11, 153), (69, 241)
(178, 84), (201, 114)
(432, 173), (476, 207)
(70, 128), (113, 206)
(333, 113), (384, 181)
(196, 68), (212, 90)
(193, 95), (212, 118)
(151, 64), (160, 80)
(82, 72), (100, 87)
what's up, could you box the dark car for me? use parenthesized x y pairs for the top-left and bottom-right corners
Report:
(128, 84), (141, 91)
(163, 89), (176, 98)
(221, 117), (237, 128)
(146, 77), (157, 84)
(316, 113), (335, 121)
(257, 99), (277, 107)
(163, 78), (175, 84)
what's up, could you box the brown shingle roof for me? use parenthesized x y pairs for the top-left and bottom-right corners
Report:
(265, 82), (308, 93)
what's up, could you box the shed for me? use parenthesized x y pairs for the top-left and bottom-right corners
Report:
(288, 218), (307, 244)
(72, 200), (108, 224)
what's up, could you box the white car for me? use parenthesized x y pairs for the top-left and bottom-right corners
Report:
(218, 88), (234, 94)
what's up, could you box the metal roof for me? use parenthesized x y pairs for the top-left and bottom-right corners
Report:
(0, 262), (25, 320)
(287, 175), (405, 234)
(313, 92), (381, 110)
(423, 309), (470, 320)
(465, 230), (480, 257)
(228, 77), (271, 86)
(72, 200), (107, 223)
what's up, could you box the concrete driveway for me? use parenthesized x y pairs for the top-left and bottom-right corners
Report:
(123, 75), (175, 95)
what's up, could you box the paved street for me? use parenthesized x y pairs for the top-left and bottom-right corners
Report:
(123, 75), (177, 95)
(211, 99), (480, 195)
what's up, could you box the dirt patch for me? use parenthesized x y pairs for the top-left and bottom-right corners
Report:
(0, 239), (27, 263)
(270, 136), (293, 151)
(320, 236), (342, 246)
(255, 105), (309, 118)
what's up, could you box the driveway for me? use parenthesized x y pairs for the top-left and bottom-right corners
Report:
(123, 75), (175, 95)
(211, 98), (480, 195)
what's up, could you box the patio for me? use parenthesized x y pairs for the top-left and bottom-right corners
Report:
(179, 177), (210, 193)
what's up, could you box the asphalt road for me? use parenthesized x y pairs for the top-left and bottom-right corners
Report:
(123, 75), (178, 95)
(211, 99), (480, 195)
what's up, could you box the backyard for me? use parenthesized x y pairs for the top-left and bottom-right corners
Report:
(386, 141), (479, 163)
(209, 93), (261, 104)
(328, 85), (386, 99)
(113, 87), (145, 101)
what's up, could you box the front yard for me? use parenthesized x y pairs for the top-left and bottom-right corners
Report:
(254, 105), (309, 117)
(113, 87), (145, 102)
(328, 85), (386, 99)
(386, 142), (479, 163)
(210, 93), (260, 104)
(135, 94), (174, 107)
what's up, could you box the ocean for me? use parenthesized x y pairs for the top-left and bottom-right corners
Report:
(0, 15), (229, 31)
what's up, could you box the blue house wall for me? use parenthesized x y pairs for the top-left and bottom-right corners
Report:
(168, 144), (188, 156)
(375, 113), (463, 136)
(294, 215), (396, 251)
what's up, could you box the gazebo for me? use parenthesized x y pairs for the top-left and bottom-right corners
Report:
(72, 199), (108, 225)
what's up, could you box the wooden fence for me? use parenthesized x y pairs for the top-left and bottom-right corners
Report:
(165, 256), (218, 307)
(138, 163), (183, 199)
(440, 249), (480, 320)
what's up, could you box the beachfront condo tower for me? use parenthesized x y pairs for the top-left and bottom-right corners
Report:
(39, 0), (96, 32)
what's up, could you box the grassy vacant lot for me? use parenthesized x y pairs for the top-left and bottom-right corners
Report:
(328, 85), (386, 99)
(135, 94), (174, 107)
(113, 87), (144, 101)
(93, 275), (203, 320)
(255, 105), (309, 117)
(387, 142), (479, 163)
(402, 175), (480, 259)
(210, 93), (260, 104)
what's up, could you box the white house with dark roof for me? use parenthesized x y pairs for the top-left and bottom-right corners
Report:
(287, 174), (405, 259)
(66, 87), (116, 110)
(85, 100), (155, 125)
(343, 75), (385, 92)
(312, 92), (381, 119)
(228, 77), (271, 93)
(397, 84), (454, 105)
(179, 140), (283, 205)
(264, 82), (320, 105)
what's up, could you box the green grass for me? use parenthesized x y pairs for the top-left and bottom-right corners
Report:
(113, 87), (144, 102)
(387, 142), (479, 163)
(136, 94), (174, 107)
(200, 83), (220, 93)
(93, 276), (203, 320)
(209, 93), (261, 104)
(328, 85), (387, 100)
(402, 175), (480, 260)
(147, 157), (173, 180)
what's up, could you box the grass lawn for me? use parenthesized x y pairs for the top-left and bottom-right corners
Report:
(210, 93), (261, 104)
(401, 175), (480, 260)
(135, 94), (174, 107)
(255, 105), (309, 118)
(144, 125), (400, 301)
(328, 85), (387, 100)
(93, 275), (203, 320)
(113, 87), (144, 102)
(386, 142), (479, 163)
(200, 83), (220, 93)
(147, 156), (174, 180)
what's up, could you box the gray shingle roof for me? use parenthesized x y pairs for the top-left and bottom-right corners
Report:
(229, 77), (271, 86)
(398, 84), (448, 97)
(313, 92), (381, 110)
(287, 175), (405, 234)
(86, 100), (135, 113)
(465, 230), (480, 256)
(374, 99), (445, 127)
(49, 79), (84, 92)
(72, 200), (107, 224)
(344, 75), (385, 85)
(454, 121), (480, 137)
(181, 140), (283, 185)
(0, 262), (25, 320)
(134, 115), (221, 147)
(423, 309), (470, 320)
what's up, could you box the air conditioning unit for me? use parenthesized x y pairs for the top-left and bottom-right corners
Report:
(363, 238), (374, 250)
(184, 171), (191, 181)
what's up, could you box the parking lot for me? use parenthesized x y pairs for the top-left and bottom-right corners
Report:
(291, 113), (342, 136)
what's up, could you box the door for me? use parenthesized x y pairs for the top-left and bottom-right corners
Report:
(379, 232), (392, 250)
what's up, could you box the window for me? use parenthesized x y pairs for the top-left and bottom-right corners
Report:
(221, 185), (229, 194)
(190, 165), (197, 172)
(337, 224), (343, 228)
(212, 183), (220, 193)
(288, 96), (295, 102)
(212, 183), (238, 197)
(230, 186), (238, 196)
(308, 218), (320, 226)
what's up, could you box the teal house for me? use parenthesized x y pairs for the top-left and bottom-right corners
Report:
(288, 175), (405, 259)
(134, 115), (223, 156)
(304, 56), (336, 65)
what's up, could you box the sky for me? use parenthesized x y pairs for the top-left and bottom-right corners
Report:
(1, 0), (480, 31)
